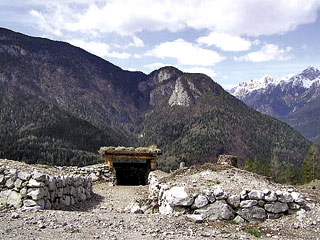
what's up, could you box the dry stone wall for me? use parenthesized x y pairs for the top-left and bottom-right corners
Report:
(0, 166), (92, 210)
(146, 172), (306, 223)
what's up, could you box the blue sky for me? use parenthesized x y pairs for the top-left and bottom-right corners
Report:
(1, 0), (320, 89)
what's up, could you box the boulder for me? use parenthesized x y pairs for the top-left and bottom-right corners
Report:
(23, 199), (37, 207)
(186, 214), (204, 223)
(291, 192), (305, 204)
(17, 171), (31, 181)
(161, 186), (194, 207)
(202, 189), (216, 203)
(233, 215), (245, 224)
(27, 188), (45, 200)
(278, 192), (293, 203)
(5, 178), (15, 188)
(227, 195), (240, 208)
(264, 202), (288, 213)
(0, 190), (22, 208)
(288, 202), (301, 210)
(237, 206), (267, 222)
(248, 190), (264, 200)
(213, 186), (224, 197)
(32, 171), (47, 182)
(264, 191), (277, 202)
(191, 195), (209, 209)
(194, 200), (234, 221)
(14, 178), (23, 189)
(240, 200), (258, 208)
(48, 177), (56, 191)
(27, 179), (45, 187)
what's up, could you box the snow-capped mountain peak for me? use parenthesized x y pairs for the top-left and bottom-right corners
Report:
(230, 67), (320, 99)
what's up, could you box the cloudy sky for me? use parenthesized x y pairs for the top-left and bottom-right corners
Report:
(1, 0), (320, 89)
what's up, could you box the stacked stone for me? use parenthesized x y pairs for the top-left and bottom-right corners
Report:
(155, 185), (305, 222)
(56, 165), (113, 182)
(0, 167), (92, 210)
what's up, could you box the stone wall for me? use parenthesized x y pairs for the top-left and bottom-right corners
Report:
(0, 167), (92, 210)
(56, 164), (115, 183)
(146, 172), (306, 223)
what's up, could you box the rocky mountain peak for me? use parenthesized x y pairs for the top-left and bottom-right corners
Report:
(299, 66), (320, 80)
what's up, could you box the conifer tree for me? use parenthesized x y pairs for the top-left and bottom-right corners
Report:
(301, 144), (319, 184)
(244, 157), (254, 172)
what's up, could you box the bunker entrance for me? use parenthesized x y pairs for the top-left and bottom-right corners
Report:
(114, 161), (150, 185)
(99, 146), (161, 186)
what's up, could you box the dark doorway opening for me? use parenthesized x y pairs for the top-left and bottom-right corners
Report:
(114, 162), (150, 185)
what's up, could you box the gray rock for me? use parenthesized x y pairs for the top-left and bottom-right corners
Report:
(278, 192), (293, 203)
(240, 200), (257, 208)
(27, 188), (45, 200)
(32, 171), (47, 182)
(45, 200), (52, 210)
(36, 199), (45, 209)
(192, 195), (209, 209)
(265, 202), (288, 213)
(258, 200), (265, 207)
(291, 192), (305, 204)
(48, 177), (56, 191)
(267, 213), (283, 219)
(248, 190), (264, 200)
(264, 191), (277, 202)
(125, 201), (143, 214)
(237, 206), (267, 222)
(0, 190), (22, 208)
(227, 195), (240, 208)
(288, 202), (301, 210)
(194, 200), (234, 221)
(233, 215), (245, 224)
(213, 186), (224, 197)
(17, 171), (31, 181)
(162, 186), (194, 207)
(5, 178), (15, 188)
(20, 187), (27, 198)
(27, 179), (45, 187)
(186, 214), (204, 223)
(0, 174), (4, 184)
(14, 178), (23, 189)
(263, 189), (271, 195)
(240, 190), (248, 200)
(23, 199), (37, 207)
(202, 189), (216, 203)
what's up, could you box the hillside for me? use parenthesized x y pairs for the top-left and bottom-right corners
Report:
(0, 27), (310, 171)
(137, 68), (310, 171)
(230, 67), (320, 144)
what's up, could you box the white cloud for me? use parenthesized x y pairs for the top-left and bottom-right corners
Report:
(181, 67), (217, 78)
(27, 0), (320, 37)
(126, 68), (137, 72)
(129, 36), (144, 47)
(197, 32), (251, 51)
(144, 62), (168, 69)
(147, 39), (225, 66)
(234, 44), (294, 62)
(68, 39), (131, 59)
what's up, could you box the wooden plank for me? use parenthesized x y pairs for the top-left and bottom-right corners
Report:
(104, 154), (156, 160)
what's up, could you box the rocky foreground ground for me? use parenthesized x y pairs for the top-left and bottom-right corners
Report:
(1, 162), (320, 240)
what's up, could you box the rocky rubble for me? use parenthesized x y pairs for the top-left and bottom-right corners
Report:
(0, 165), (92, 210)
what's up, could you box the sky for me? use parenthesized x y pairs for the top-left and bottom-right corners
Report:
(1, 0), (320, 89)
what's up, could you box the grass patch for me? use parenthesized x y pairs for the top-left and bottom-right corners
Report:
(248, 229), (261, 238)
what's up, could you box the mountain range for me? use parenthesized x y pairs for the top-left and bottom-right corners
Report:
(0, 27), (310, 171)
(230, 67), (320, 145)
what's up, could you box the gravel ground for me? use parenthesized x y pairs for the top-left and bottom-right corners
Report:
(1, 163), (320, 239)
